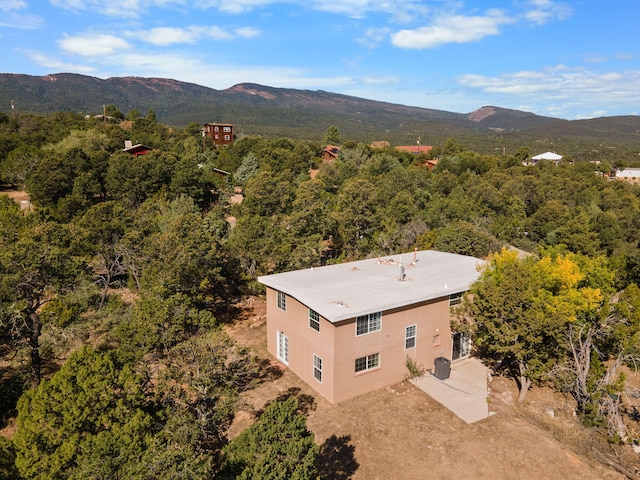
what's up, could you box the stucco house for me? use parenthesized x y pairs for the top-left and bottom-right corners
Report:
(258, 250), (484, 403)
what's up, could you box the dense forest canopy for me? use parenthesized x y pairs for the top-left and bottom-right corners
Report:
(1, 109), (640, 477)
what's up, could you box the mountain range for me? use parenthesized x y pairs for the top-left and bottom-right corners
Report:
(1, 73), (639, 159)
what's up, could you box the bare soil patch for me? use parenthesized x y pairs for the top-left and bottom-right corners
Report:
(0, 188), (30, 206)
(223, 297), (629, 480)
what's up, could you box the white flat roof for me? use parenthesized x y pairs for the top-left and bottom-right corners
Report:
(617, 168), (640, 178)
(258, 250), (485, 323)
(532, 151), (563, 160)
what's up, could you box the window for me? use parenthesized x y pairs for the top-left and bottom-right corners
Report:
(214, 126), (219, 132)
(355, 353), (380, 373)
(309, 309), (320, 332)
(405, 324), (417, 350)
(277, 331), (289, 364)
(356, 312), (381, 336)
(277, 291), (286, 311)
(313, 354), (322, 382)
(224, 135), (230, 140)
(449, 292), (463, 306)
(223, 126), (231, 132)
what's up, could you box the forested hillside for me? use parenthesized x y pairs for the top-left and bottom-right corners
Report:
(2, 73), (640, 162)
(1, 109), (640, 477)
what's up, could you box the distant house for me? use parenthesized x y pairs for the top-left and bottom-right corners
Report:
(419, 158), (439, 170)
(123, 140), (152, 156)
(322, 145), (340, 161)
(529, 151), (563, 165)
(258, 250), (484, 404)
(615, 168), (640, 182)
(203, 123), (234, 146)
(395, 145), (433, 155)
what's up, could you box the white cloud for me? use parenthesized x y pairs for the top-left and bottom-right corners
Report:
(50, 0), (429, 19)
(26, 51), (97, 73)
(126, 25), (261, 46)
(457, 67), (640, 118)
(357, 27), (391, 49)
(51, 0), (185, 18)
(59, 33), (132, 56)
(0, 0), (27, 11)
(361, 75), (399, 84)
(0, 13), (43, 29)
(391, 10), (512, 49)
(522, 0), (572, 25)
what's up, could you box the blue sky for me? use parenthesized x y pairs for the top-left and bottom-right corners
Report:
(1, 1), (638, 120)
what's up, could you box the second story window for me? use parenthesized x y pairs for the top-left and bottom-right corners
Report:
(277, 291), (286, 312)
(356, 312), (381, 336)
(309, 309), (320, 332)
(449, 292), (463, 307)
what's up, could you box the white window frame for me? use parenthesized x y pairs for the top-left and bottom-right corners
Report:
(449, 292), (463, 307)
(276, 330), (289, 365)
(355, 353), (380, 373)
(224, 135), (230, 141)
(309, 309), (320, 332)
(223, 126), (231, 132)
(277, 291), (286, 312)
(355, 312), (382, 336)
(405, 324), (417, 350)
(313, 354), (322, 383)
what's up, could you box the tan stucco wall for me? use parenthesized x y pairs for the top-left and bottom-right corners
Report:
(266, 288), (455, 404)
(266, 288), (337, 402)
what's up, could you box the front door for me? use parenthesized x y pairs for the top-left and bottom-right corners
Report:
(452, 332), (471, 361)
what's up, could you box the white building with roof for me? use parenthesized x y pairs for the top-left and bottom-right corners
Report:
(258, 250), (484, 403)
(616, 168), (640, 180)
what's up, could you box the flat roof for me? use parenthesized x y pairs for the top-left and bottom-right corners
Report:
(258, 250), (485, 323)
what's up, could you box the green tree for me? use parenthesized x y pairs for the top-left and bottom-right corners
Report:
(0, 215), (84, 387)
(0, 436), (19, 480)
(139, 195), (230, 303)
(234, 152), (259, 185)
(457, 248), (608, 402)
(13, 347), (158, 479)
(222, 398), (319, 480)
(433, 221), (500, 258)
(322, 125), (341, 145)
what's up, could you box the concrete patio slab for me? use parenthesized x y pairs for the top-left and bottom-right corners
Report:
(410, 357), (492, 424)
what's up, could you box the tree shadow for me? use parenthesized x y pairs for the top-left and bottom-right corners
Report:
(317, 434), (359, 480)
(256, 387), (317, 417)
(0, 367), (28, 427)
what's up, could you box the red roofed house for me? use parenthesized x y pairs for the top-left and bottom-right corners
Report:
(322, 145), (340, 161)
(395, 145), (433, 155)
(123, 140), (152, 156)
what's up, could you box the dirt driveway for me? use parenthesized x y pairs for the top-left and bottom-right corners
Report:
(223, 297), (625, 480)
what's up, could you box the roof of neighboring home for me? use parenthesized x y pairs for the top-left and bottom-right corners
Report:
(532, 151), (563, 160)
(617, 168), (640, 178)
(322, 145), (340, 158)
(396, 145), (433, 154)
(258, 250), (484, 323)
(123, 143), (152, 155)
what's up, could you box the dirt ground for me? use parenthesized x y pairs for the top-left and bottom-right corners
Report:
(222, 297), (631, 480)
